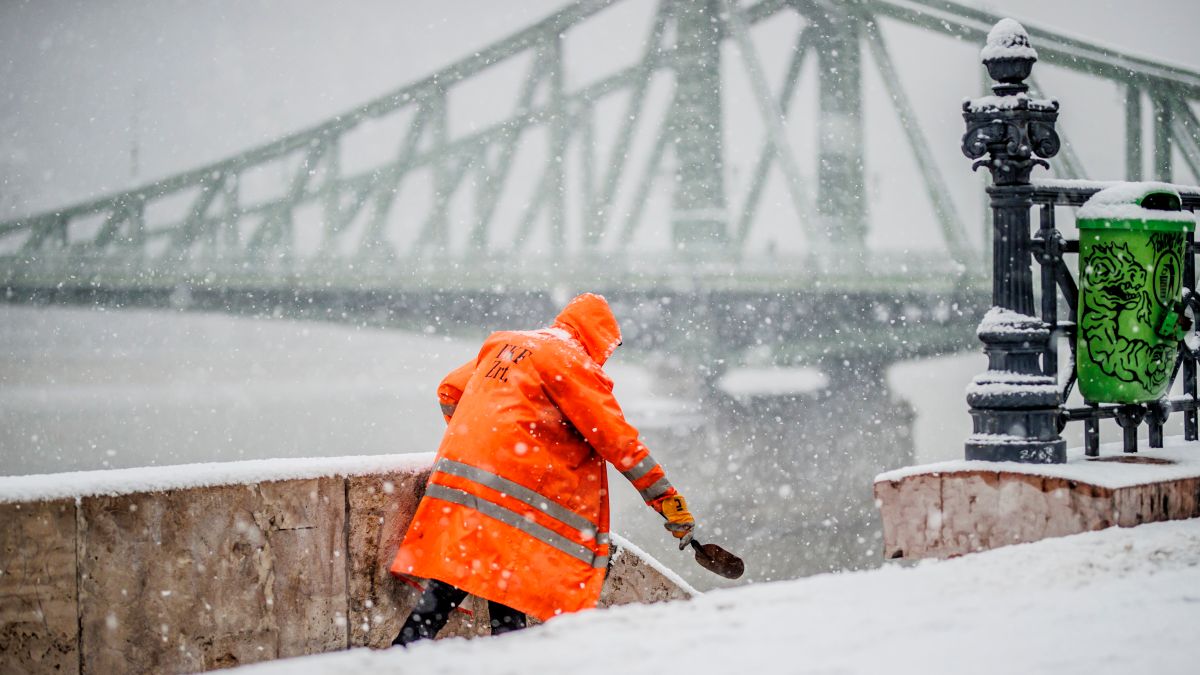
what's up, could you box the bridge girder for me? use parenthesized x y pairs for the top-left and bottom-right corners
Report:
(1, 0), (1197, 286)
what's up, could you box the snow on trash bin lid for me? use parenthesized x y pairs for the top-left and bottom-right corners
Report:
(1076, 181), (1195, 232)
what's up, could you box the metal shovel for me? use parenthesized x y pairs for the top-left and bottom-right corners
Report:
(657, 503), (744, 579)
(689, 538), (744, 579)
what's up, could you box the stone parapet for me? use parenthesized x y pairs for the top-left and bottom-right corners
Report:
(0, 500), (77, 673)
(0, 456), (693, 674)
(76, 478), (348, 673)
(875, 440), (1200, 560)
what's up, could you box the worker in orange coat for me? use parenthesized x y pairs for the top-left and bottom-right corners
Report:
(390, 293), (695, 645)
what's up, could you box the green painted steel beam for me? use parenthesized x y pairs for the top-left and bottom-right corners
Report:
(1126, 86), (1144, 181)
(589, 0), (670, 247)
(811, 3), (867, 257)
(619, 98), (673, 246)
(735, 26), (815, 246)
(1170, 99), (1200, 181)
(471, 54), (549, 251)
(0, 0), (624, 234)
(864, 20), (971, 263)
(866, 0), (1200, 96)
(670, 0), (729, 254)
(547, 33), (569, 253)
(1154, 95), (1174, 182)
(724, 0), (812, 244)
(1026, 73), (1088, 179)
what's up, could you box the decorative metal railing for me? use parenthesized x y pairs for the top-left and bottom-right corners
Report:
(1031, 184), (1200, 456)
(961, 19), (1200, 463)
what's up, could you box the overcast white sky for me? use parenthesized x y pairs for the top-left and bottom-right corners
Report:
(1, 0), (1197, 252)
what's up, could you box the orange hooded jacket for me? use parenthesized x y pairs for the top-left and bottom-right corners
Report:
(390, 293), (678, 621)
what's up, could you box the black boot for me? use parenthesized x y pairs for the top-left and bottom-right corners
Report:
(392, 580), (468, 647)
(487, 600), (527, 636)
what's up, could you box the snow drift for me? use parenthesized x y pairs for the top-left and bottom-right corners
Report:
(231, 518), (1200, 675)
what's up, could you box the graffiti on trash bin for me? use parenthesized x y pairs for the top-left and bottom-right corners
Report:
(1080, 239), (1176, 391)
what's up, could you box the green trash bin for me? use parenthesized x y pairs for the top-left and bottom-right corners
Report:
(1077, 184), (1195, 404)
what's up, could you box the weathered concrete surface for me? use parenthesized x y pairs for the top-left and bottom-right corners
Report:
(258, 479), (348, 658)
(876, 470), (1200, 560)
(346, 468), (488, 648)
(78, 478), (346, 673)
(599, 545), (692, 608)
(0, 499), (78, 674)
(872, 474), (941, 562)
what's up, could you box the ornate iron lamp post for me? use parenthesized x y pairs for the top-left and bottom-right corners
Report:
(961, 19), (1066, 463)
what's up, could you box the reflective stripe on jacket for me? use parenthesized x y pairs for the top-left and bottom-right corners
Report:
(390, 293), (677, 621)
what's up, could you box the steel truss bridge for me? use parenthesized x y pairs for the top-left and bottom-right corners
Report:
(2, 0), (1199, 365)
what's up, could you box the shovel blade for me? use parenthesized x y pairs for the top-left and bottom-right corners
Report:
(692, 542), (745, 579)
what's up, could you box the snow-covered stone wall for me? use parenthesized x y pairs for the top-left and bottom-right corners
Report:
(874, 439), (1200, 560)
(0, 457), (692, 674)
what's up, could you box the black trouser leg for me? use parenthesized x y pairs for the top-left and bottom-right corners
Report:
(392, 580), (468, 647)
(486, 600), (527, 636)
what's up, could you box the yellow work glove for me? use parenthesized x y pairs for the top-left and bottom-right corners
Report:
(660, 495), (695, 550)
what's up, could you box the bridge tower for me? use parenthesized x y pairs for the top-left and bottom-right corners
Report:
(814, 4), (866, 267)
(670, 0), (729, 257)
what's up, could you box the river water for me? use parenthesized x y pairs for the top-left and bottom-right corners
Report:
(0, 304), (1004, 588)
(0, 305), (981, 471)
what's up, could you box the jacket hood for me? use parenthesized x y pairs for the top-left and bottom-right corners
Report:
(553, 293), (622, 366)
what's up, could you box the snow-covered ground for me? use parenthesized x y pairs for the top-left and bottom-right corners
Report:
(233, 518), (1200, 675)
